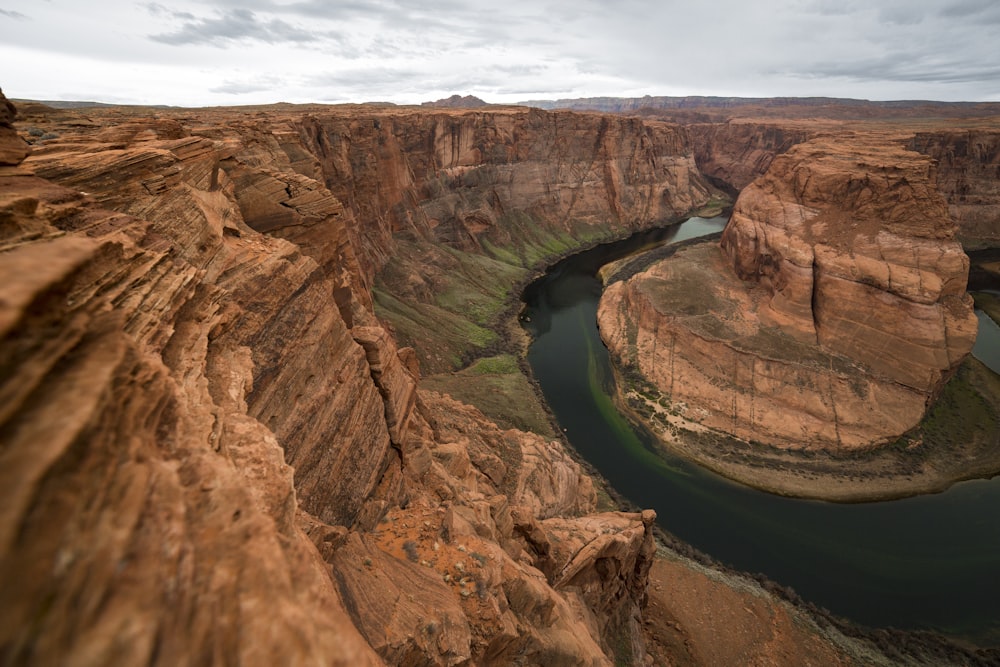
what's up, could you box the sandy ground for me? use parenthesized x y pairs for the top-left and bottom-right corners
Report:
(642, 550), (865, 666)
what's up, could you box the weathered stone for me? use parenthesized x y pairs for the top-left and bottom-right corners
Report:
(600, 135), (977, 450)
(0, 174), (381, 666)
(2, 100), (663, 667)
(909, 129), (1000, 249)
(0, 89), (30, 166)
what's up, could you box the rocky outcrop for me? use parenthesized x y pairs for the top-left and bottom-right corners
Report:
(0, 88), (30, 166)
(423, 94), (491, 108)
(295, 108), (718, 372)
(0, 126), (383, 665)
(721, 136), (977, 388)
(16, 92), (985, 665)
(908, 129), (1000, 249)
(2, 96), (664, 665)
(600, 136), (977, 450)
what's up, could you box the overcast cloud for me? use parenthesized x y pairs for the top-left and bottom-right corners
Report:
(1, 0), (997, 106)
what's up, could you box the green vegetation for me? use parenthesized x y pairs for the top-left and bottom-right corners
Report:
(584, 319), (689, 478)
(374, 203), (725, 448)
(479, 211), (616, 270)
(373, 205), (650, 434)
(373, 287), (497, 370)
(693, 193), (733, 218)
(972, 291), (1000, 324)
(466, 354), (520, 375)
(421, 355), (556, 437)
(374, 238), (528, 373)
(898, 356), (1000, 455)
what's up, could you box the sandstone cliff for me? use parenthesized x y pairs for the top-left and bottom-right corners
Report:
(293, 108), (717, 371)
(600, 135), (977, 451)
(689, 121), (1000, 253)
(687, 120), (811, 192)
(1, 95), (665, 665)
(9, 91), (982, 665)
(908, 129), (1000, 249)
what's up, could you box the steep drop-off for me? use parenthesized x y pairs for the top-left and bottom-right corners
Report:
(294, 108), (720, 371)
(600, 135), (977, 452)
(687, 120), (812, 192)
(1, 96), (673, 665)
(10, 93), (995, 664)
(908, 129), (1000, 249)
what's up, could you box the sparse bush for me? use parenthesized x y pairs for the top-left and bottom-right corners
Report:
(403, 540), (419, 562)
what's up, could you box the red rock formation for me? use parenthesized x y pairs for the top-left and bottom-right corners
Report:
(0, 89), (30, 166)
(908, 129), (1000, 249)
(422, 94), (491, 108)
(0, 115), (383, 665)
(295, 109), (715, 278)
(687, 120), (811, 192)
(10, 92), (961, 664)
(721, 136), (976, 389)
(600, 135), (977, 450)
(1, 96), (664, 665)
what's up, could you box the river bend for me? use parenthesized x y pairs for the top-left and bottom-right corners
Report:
(522, 216), (1000, 645)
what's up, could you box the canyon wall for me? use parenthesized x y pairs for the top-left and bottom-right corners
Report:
(5, 93), (992, 664)
(908, 129), (1000, 249)
(687, 121), (812, 192)
(299, 109), (715, 275)
(684, 119), (999, 252)
(289, 109), (718, 371)
(599, 135), (978, 450)
(1, 97), (668, 665)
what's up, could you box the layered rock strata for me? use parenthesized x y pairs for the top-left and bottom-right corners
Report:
(23, 104), (718, 373)
(600, 136), (978, 450)
(1, 95), (663, 665)
(297, 109), (714, 277)
(908, 129), (1000, 249)
(687, 120), (811, 192)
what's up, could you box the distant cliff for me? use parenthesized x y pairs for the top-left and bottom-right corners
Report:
(908, 129), (1000, 249)
(521, 95), (1000, 120)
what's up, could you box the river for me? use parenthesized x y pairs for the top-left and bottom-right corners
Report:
(521, 216), (1000, 645)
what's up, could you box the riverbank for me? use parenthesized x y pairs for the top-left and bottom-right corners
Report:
(645, 541), (1000, 665)
(642, 547), (868, 665)
(613, 355), (1000, 502)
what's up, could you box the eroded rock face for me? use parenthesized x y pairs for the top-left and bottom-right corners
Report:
(23, 105), (717, 376)
(688, 120), (811, 192)
(721, 136), (976, 391)
(299, 109), (714, 277)
(0, 164), (382, 666)
(600, 136), (977, 450)
(2, 96), (662, 666)
(0, 88), (30, 166)
(908, 129), (1000, 249)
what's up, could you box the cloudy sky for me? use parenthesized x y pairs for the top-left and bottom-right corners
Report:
(1, 0), (998, 106)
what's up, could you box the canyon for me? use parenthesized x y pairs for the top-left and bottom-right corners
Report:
(2, 88), (1000, 666)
